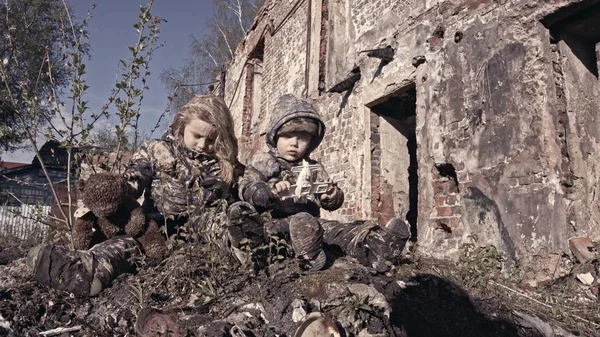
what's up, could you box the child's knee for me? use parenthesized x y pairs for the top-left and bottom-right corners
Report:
(227, 201), (265, 248)
(289, 212), (326, 270)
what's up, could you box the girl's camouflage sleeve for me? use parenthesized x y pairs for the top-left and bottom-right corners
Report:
(238, 153), (278, 209)
(125, 140), (157, 199)
(316, 163), (344, 211)
(125, 140), (189, 217)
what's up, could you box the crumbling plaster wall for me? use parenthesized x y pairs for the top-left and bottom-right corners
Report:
(224, 0), (600, 263)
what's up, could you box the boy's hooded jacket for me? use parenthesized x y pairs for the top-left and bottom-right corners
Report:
(239, 95), (344, 218)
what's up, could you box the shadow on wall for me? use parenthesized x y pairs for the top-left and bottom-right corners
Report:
(388, 274), (537, 337)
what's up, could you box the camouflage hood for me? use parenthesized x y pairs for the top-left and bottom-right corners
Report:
(266, 94), (326, 156)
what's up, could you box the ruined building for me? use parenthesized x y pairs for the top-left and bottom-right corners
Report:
(222, 0), (600, 264)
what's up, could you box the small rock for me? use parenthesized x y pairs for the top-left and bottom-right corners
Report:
(347, 284), (391, 318)
(0, 247), (23, 265)
(396, 280), (417, 289)
(568, 237), (597, 263)
(240, 303), (269, 324)
(576, 272), (594, 286)
(358, 329), (387, 337)
(454, 31), (463, 43)
(412, 56), (426, 67)
(291, 299), (307, 323)
(521, 248), (570, 287)
(308, 299), (321, 312)
(0, 313), (12, 333)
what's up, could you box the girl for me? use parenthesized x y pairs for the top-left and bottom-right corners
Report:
(125, 94), (241, 235)
(29, 94), (242, 297)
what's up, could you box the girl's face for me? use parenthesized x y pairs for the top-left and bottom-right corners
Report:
(183, 119), (217, 154)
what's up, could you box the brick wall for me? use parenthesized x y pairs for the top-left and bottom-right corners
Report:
(352, 0), (416, 38)
(263, 2), (308, 101)
(429, 167), (463, 237)
(368, 111), (396, 224)
(312, 102), (364, 220)
(224, 0), (600, 262)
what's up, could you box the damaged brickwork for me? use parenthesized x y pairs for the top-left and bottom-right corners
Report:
(223, 0), (600, 265)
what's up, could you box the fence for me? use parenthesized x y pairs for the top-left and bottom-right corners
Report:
(0, 204), (51, 243)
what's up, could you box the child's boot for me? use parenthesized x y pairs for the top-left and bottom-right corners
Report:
(227, 201), (265, 249)
(289, 212), (327, 271)
(364, 217), (410, 272)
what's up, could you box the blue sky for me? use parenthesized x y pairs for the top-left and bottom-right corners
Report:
(4, 0), (213, 162)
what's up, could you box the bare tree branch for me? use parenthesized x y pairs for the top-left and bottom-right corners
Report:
(160, 0), (263, 106)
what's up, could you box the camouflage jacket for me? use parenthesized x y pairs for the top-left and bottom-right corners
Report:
(125, 137), (240, 220)
(239, 94), (344, 219)
(239, 152), (344, 218)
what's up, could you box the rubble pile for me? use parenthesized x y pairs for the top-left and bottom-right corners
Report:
(0, 239), (598, 337)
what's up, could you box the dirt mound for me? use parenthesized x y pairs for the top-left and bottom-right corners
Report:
(0, 242), (598, 337)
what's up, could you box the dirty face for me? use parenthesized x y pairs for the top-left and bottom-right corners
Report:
(276, 131), (312, 161)
(183, 119), (217, 154)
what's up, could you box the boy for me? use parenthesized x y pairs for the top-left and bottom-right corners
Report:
(229, 94), (410, 272)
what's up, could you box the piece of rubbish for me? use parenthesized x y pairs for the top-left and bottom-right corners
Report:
(293, 312), (341, 337)
(576, 272), (594, 286)
(568, 237), (597, 263)
(39, 325), (82, 336)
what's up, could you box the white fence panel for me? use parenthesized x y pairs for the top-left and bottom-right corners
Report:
(0, 204), (50, 242)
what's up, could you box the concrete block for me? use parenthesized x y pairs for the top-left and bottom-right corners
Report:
(569, 236), (597, 263)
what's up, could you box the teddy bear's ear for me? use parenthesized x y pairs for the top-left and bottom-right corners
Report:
(76, 178), (86, 193)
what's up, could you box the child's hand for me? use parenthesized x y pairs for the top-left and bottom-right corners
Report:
(272, 181), (292, 198)
(320, 180), (337, 202)
(201, 176), (226, 203)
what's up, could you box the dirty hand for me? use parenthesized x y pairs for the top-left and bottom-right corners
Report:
(201, 176), (227, 203)
(272, 181), (292, 198)
(320, 180), (337, 201)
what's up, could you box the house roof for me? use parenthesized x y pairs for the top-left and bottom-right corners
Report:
(0, 161), (28, 171)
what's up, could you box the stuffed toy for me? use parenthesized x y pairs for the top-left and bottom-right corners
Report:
(73, 173), (167, 260)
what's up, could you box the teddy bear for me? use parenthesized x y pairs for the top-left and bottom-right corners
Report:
(73, 172), (167, 260)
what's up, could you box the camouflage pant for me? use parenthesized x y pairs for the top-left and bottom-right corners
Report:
(265, 213), (408, 270)
(30, 237), (142, 297)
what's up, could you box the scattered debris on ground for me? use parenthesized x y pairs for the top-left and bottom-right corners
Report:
(0, 238), (598, 337)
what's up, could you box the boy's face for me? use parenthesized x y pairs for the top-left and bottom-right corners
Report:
(183, 119), (217, 154)
(276, 131), (312, 161)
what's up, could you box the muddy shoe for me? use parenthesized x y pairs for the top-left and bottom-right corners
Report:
(364, 218), (410, 272)
(28, 237), (141, 297)
(293, 312), (341, 337)
(385, 217), (411, 241)
(28, 244), (96, 297)
(227, 201), (265, 249)
(289, 212), (327, 271)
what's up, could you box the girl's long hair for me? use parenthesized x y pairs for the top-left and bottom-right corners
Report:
(169, 94), (238, 185)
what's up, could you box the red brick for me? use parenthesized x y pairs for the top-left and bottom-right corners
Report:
(432, 181), (448, 194)
(569, 236), (597, 263)
(434, 195), (447, 206)
(443, 216), (462, 228)
(448, 182), (459, 194)
(436, 206), (459, 217)
(446, 194), (457, 205)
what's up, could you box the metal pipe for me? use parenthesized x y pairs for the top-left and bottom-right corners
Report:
(304, 0), (313, 97)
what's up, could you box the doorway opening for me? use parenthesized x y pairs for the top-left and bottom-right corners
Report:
(368, 84), (418, 238)
(543, 1), (600, 78)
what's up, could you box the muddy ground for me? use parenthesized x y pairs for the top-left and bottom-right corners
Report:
(0, 240), (598, 337)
